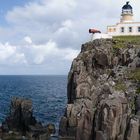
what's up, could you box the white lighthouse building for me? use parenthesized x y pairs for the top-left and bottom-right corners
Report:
(107, 1), (140, 36)
(90, 2), (140, 40)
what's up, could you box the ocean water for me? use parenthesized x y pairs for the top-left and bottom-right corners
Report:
(0, 75), (67, 129)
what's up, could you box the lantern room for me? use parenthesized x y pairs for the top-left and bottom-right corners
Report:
(121, 1), (133, 22)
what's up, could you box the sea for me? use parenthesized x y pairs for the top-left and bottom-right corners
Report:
(0, 75), (67, 131)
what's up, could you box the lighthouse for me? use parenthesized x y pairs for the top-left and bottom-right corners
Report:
(90, 2), (140, 41)
(107, 2), (140, 36)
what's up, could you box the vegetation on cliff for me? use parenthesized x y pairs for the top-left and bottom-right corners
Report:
(113, 36), (140, 49)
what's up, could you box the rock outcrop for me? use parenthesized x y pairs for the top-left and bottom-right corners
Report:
(1, 97), (55, 140)
(59, 39), (140, 140)
(2, 97), (36, 132)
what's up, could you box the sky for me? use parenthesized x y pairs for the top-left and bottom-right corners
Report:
(0, 0), (139, 75)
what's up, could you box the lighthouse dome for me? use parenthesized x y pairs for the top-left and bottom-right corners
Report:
(122, 2), (132, 10)
(121, 1), (133, 22)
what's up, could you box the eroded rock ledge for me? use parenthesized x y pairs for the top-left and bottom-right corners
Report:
(59, 39), (140, 140)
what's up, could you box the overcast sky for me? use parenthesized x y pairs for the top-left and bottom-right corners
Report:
(0, 0), (139, 75)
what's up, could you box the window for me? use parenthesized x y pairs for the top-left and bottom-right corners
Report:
(129, 27), (132, 32)
(108, 28), (112, 32)
(108, 27), (116, 32)
(138, 27), (140, 32)
(121, 27), (124, 33)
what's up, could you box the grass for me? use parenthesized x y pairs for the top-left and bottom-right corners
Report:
(114, 81), (126, 92)
(130, 100), (135, 113)
(112, 36), (140, 49)
(113, 35), (140, 44)
(127, 68), (140, 95)
(136, 87), (140, 95)
(128, 68), (140, 82)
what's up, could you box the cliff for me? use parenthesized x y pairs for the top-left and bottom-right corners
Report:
(59, 38), (140, 140)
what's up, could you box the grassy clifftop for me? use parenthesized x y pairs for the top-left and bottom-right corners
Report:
(113, 36), (140, 48)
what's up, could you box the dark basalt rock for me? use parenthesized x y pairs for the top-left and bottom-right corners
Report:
(3, 97), (36, 132)
(59, 39), (140, 140)
(1, 97), (56, 140)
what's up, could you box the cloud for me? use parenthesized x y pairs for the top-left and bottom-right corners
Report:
(24, 36), (32, 44)
(23, 39), (79, 65)
(0, 42), (27, 65)
(0, 38), (79, 67)
(29, 40), (79, 64)
(6, 0), (76, 25)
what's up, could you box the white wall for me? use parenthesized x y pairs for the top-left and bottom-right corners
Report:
(108, 22), (140, 36)
(91, 33), (112, 41)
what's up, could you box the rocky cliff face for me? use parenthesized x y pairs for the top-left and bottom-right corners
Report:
(59, 39), (140, 140)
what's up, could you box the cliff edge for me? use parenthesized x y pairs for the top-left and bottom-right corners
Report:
(59, 38), (140, 140)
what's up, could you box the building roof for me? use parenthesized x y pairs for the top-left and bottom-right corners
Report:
(122, 2), (132, 10)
